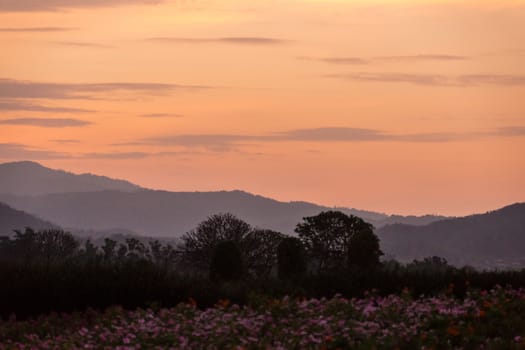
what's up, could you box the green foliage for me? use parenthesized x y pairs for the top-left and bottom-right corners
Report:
(209, 241), (244, 281)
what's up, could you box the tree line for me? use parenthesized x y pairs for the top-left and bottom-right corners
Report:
(2, 211), (525, 320)
(0, 211), (383, 280)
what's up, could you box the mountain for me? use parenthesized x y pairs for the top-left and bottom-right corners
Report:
(377, 203), (525, 269)
(0, 202), (57, 236)
(0, 161), (141, 195)
(0, 161), (446, 236)
(0, 190), (389, 237)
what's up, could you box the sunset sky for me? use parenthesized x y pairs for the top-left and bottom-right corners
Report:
(1, 0), (524, 216)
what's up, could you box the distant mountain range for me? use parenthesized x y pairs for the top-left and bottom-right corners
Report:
(378, 203), (525, 269)
(0, 161), (446, 236)
(0, 161), (523, 268)
(0, 202), (56, 236)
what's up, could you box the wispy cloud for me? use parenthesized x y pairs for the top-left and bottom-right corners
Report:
(146, 37), (291, 45)
(298, 56), (369, 65)
(327, 73), (451, 86)
(457, 75), (525, 86)
(494, 126), (525, 136)
(0, 118), (93, 128)
(0, 143), (184, 161)
(0, 0), (164, 12)
(82, 151), (182, 159)
(299, 54), (469, 65)
(142, 126), (525, 151)
(0, 100), (94, 113)
(53, 139), (81, 144)
(326, 73), (525, 87)
(53, 41), (116, 49)
(0, 143), (69, 160)
(375, 54), (469, 62)
(0, 78), (211, 100)
(0, 27), (77, 32)
(140, 113), (184, 118)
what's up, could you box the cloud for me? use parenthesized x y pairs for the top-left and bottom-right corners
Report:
(375, 55), (469, 62)
(0, 27), (77, 32)
(494, 126), (525, 136)
(299, 54), (468, 65)
(0, 143), (186, 161)
(140, 113), (184, 118)
(457, 75), (525, 86)
(146, 37), (291, 45)
(81, 151), (182, 159)
(0, 143), (69, 160)
(145, 134), (256, 151)
(298, 56), (369, 65)
(0, 0), (163, 12)
(142, 126), (525, 151)
(53, 41), (116, 49)
(0, 118), (93, 128)
(53, 139), (81, 144)
(327, 73), (451, 86)
(282, 127), (384, 141)
(326, 73), (525, 87)
(0, 100), (94, 113)
(0, 78), (211, 100)
(82, 152), (154, 159)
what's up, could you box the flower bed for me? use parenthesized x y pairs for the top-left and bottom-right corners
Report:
(1, 287), (525, 349)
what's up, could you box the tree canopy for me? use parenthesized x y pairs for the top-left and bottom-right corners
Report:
(295, 211), (381, 272)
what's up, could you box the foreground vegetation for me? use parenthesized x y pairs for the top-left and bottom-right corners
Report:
(2, 287), (525, 349)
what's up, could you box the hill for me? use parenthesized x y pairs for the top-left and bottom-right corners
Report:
(377, 203), (525, 268)
(0, 202), (57, 236)
(0, 161), (141, 195)
(0, 161), (446, 235)
(0, 190), (385, 237)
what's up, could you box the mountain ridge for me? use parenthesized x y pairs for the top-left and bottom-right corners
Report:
(0, 161), (141, 195)
(378, 202), (525, 268)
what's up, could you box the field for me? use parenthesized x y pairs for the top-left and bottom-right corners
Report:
(1, 287), (525, 349)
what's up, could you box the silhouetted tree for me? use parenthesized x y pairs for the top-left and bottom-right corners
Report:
(296, 211), (378, 272)
(209, 240), (244, 281)
(277, 236), (306, 279)
(149, 240), (179, 273)
(244, 229), (284, 277)
(10, 227), (40, 264)
(102, 238), (117, 263)
(181, 213), (252, 271)
(407, 256), (452, 273)
(37, 229), (79, 268)
(347, 228), (383, 268)
(80, 239), (100, 264)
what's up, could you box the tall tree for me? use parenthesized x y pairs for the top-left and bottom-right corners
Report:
(180, 213), (252, 271)
(296, 211), (380, 272)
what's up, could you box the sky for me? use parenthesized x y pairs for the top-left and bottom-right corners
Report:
(0, 0), (524, 216)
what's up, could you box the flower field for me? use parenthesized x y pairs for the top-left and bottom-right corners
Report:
(1, 287), (525, 349)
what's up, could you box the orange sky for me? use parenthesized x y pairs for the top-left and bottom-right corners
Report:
(1, 0), (524, 216)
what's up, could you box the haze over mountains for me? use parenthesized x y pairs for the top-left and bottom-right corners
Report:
(0, 202), (56, 236)
(0, 161), (445, 235)
(0, 161), (523, 268)
(379, 203), (525, 268)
